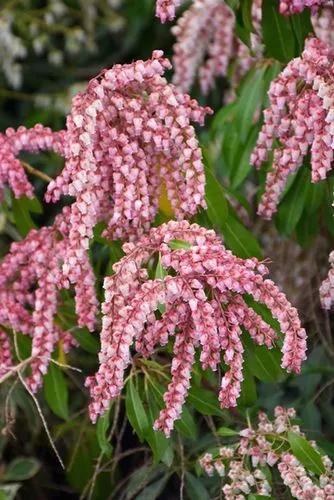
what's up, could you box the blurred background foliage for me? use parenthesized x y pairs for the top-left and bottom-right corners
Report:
(0, 0), (333, 499)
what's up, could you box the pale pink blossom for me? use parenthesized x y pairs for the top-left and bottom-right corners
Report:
(0, 329), (13, 377)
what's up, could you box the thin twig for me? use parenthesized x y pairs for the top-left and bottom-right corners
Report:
(12, 330), (64, 469)
(178, 433), (185, 500)
(0, 356), (33, 385)
(21, 161), (53, 183)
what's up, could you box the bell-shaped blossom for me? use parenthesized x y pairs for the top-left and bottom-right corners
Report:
(280, 0), (328, 15)
(155, 0), (182, 22)
(251, 37), (334, 219)
(0, 210), (91, 392)
(320, 250), (334, 309)
(171, 0), (262, 95)
(312, 4), (334, 48)
(86, 220), (307, 436)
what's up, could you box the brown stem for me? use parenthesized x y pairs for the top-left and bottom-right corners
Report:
(21, 161), (53, 183)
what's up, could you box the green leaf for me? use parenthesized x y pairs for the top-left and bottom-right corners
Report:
(3, 458), (40, 481)
(168, 239), (192, 250)
(145, 390), (172, 464)
(125, 377), (149, 442)
(222, 214), (262, 259)
(71, 328), (100, 354)
(96, 410), (113, 458)
(217, 427), (239, 437)
(124, 465), (166, 500)
(276, 168), (311, 235)
(262, 0), (295, 62)
(155, 253), (167, 314)
(135, 475), (169, 500)
(244, 335), (285, 383)
(290, 9), (313, 54)
(205, 167), (229, 229)
(0, 484), (21, 500)
(185, 472), (211, 500)
(43, 363), (69, 420)
(288, 432), (325, 475)
(238, 362), (257, 408)
(12, 196), (42, 236)
(188, 386), (224, 417)
(236, 67), (266, 142)
(248, 496), (273, 500)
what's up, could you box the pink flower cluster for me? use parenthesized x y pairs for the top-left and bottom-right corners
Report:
(251, 37), (334, 219)
(0, 210), (94, 391)
(0, 52), (211, 390)
(170, 0), (262, 95)
(86, 220), (306, 436)
(280, 0), (328, 15)
(312, 4), (334, 48)
(200, 406), (334, 499)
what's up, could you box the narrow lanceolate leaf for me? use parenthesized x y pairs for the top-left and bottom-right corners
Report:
(222, 214), (262, 259)
(236, 66), (266, 143)
(276, 167), (311, 236)
(205, 167), (229, 228)
(43, 363), (69, 420)
(188, 386), (224, 417)
(12, 196), (42, 236)
(125, 377), (149, 442)
(244, 335), (285, 383)
(217, 427), (239, 437)
(262, 0), (295, 63)
(288, 431), (325, 475)
(168, 239), (192, 250)
(96, 410), (113, 458)
(184, 472), (211, 500)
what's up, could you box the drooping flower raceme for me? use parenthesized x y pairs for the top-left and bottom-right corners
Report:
(279, 0), (328, 15)
(312, 3), (334, 48)
(320, 250), (334, 309)
(200, 406), (334, 499)
(170, 0), (262, 95)
(0, 124), (66, 200)
(44, 50), (211, 288)
(0, 329), (13, 378)
(86, 220), (307, 436)
(0, 209), (94, 391)
(251, 37), (334, 219)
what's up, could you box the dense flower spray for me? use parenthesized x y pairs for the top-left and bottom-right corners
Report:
(170, 0), (262, 95)
(320, 251), (334, 309)
(86, 220), (307, 436)
(200, 406), (334, 499)
(251, 37), (334, 219)
(0, 329), (13, 378)
(312, 4), (334, 47)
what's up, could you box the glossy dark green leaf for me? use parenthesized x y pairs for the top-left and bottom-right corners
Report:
(43, 363), (69, 420)
(185, 472), (211, 500)
(244, 335), (285, 383)
(222, 214), (262, 259)
(262, 0), (295, 62)
(205, 167), (229, 228)
(136, 475), (169, 500)
(12, 196), (42, 236)
(188, 386), (224, 417)
(238, 362), (257, 408)
(276, 168), (311, 236)
(72, 328), (100, 354)
(96, 410), (113, 458)
(3, 457), (40, 481)
(236, 66), (266, 142)
(145, 390), (172, 464)
(290, 9), (313, 54)
(125, 377), (149, 442)
(217, 427), (239, 437)
(288, 431), (325, 475)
